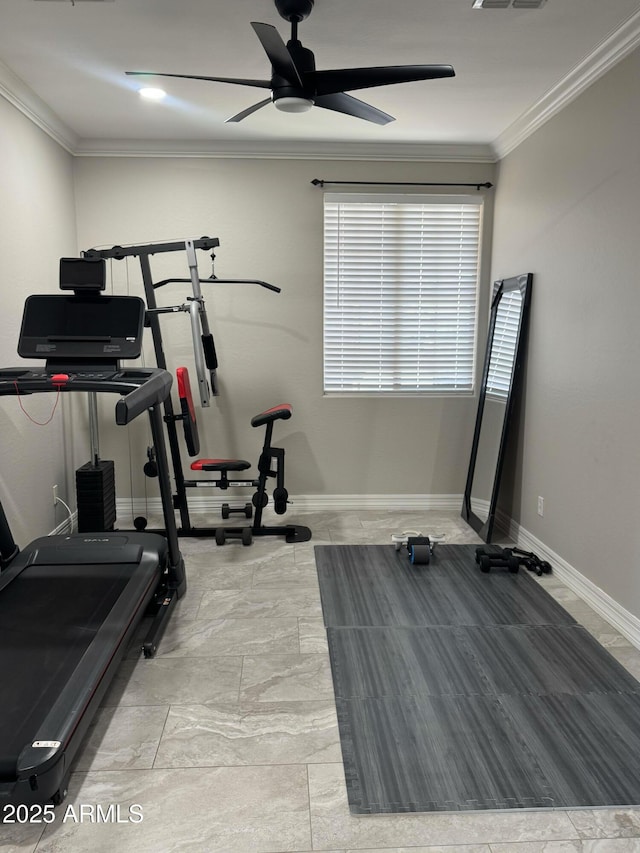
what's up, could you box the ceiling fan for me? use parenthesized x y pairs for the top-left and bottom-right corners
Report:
(126, 0), (455, 125)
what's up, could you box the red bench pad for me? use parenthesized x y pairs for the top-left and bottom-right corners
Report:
(176, 366), (200, 457)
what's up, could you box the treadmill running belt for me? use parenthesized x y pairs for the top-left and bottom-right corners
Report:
(0, 564), (134, 778)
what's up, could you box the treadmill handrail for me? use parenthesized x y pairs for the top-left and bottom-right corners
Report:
(115, 370), (173, 424)
(0, 368), (173, 426)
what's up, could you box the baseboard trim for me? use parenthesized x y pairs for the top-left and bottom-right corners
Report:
(117, 494), (464, 516)
(277, 494), (464, 511)
(509, 519), (640, 651)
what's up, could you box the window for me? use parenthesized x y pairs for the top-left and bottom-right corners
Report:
(323, 194), (482, 395)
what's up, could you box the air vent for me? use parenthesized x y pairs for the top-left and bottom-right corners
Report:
(472, 0), (547, 7)
(472, 1), (510, 7)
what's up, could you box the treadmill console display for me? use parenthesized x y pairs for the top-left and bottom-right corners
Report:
(59, 256), (106, 292)
(18, 295), (145, 361)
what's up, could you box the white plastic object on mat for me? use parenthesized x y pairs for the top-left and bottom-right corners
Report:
(391, 530), (422, 551)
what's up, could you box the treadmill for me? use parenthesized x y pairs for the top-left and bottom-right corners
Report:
(0, 258), (186, 808)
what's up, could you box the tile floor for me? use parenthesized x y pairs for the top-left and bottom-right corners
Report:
(2, 509), (640, 852)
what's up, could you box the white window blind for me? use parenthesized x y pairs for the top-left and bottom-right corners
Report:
(323, 194), (482, 394)
(485, 288), (522, 400)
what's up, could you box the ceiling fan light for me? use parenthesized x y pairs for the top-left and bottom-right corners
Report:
(139, 87), (166, 101)
(274, 96), (314, 113)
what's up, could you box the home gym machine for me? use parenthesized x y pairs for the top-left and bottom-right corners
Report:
(82, 237), (311, 544)
(0, 259), (185, 807)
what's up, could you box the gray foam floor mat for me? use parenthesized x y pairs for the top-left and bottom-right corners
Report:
(315, 544), (640, 814)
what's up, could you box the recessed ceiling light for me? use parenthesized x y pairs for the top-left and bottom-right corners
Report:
(139, 87), (166, 101)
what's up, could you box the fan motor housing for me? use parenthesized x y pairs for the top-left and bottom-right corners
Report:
(275, 0), (314, 23)
(287, 41), (316, 74)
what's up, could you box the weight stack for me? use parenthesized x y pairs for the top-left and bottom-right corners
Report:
(76, 459), (116, 533)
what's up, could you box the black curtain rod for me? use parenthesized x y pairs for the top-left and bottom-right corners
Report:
(311, 179), (493, 190)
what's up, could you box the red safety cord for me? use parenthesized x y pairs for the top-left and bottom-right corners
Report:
(13, 379), (64, 426)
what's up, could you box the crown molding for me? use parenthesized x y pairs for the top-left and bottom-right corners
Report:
(492, 8), (640, 160)
(0, 58), (78, 153)
(73, 137), (495, 162)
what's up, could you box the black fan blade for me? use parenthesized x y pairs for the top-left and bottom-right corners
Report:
(315, 93), (394, 125)
(126, 71), (271, 89)
(250, 22), (303, 86)
(225, 98), (272, 123)
(311, 65), (455, 96)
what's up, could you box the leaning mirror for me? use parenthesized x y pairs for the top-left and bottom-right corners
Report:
(462, 273), (532, 542)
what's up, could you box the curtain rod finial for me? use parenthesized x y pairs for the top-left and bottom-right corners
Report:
(311, 178), (324, 187)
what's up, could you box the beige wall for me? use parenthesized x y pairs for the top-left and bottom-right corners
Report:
(73, 157), (495, 502)
(490, 47), (640, 615)
(0, 97), (79, 545)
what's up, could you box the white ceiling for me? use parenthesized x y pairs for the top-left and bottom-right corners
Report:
(1, 0), (640, 161)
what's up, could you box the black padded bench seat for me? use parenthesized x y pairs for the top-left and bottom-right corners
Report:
(251, 403), (292, 428)
(190, 459), (251, 473)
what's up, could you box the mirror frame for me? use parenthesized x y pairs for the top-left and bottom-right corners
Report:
(462, 272), (533, 542)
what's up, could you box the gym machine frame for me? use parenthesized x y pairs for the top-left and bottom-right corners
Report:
(83, 238), (311, 543)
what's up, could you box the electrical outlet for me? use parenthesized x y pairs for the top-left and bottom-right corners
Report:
(53, 484), (59, 506)
(537, 496), (544, 517)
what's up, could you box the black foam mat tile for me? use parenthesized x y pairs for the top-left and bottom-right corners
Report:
(500, 692), (640, 808)
(335, 694), (556, 813)
(327, 626), (490, 699)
